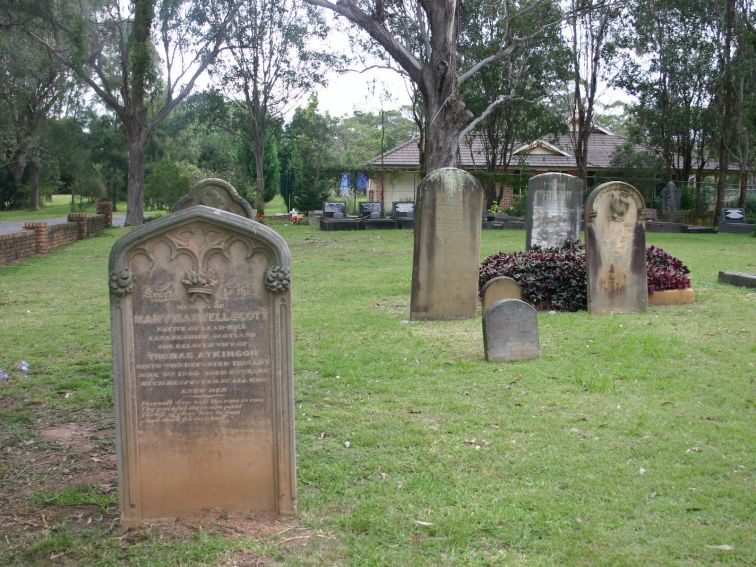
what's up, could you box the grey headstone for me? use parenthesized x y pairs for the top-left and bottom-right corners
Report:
(721, 207), (746, 223)
(585, 181), (648, 314)
(323, 202), (346, 218)
(332, 211), (345, 219)
(172, 178), (254, 219)
(410, 168), (484, 320)
(109, 205), (296, 526)
(359, 202), (382, 218)
(660, 181), (682, 214)
(482, 299), (539, 362)
(481, 276), (522, 313)
(526, 173), (582, 250)
(393, 202), (415, 218)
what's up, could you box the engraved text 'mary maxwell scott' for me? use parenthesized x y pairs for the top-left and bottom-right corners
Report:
(109, 206), (295, 526)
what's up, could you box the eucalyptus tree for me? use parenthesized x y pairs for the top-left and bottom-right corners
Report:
(9, 0), (236, 224)
(304, 0), (571, 176)
(460, 0), (569, 206)
(617, 0), (718, 184)
(565, 0), (621, 187)
(220, 0), (337, 215)
(0, 29), (70, 210)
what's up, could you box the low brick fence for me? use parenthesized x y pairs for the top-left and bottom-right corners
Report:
(0, 201), (113, 266)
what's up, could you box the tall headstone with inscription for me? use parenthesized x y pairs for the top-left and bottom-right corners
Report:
(584, 181), (648, 314)
(108, 205), (295, 526)
(482, 299), (539, 362)
(172, 178), (254, 218)
(410, 168), (484, 320)
(526, 173), (582, 250)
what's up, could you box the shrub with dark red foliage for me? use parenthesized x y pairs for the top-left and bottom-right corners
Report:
(646, 245), (691, 292)
(479, 242), (691, 311)
(479, 241), (587, 311)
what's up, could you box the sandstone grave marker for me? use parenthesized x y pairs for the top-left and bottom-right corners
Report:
(410, 168), (484, 320)
(109, 205), (295, 526)
(482, 299), (539, 362)
(173, 178), (254, 218)
(526, 173), (582, 250)
(584, 181), (648, 314)
(481, 276), (523, 313)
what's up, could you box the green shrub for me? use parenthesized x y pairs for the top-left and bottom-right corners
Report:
(480, 241), (692, 311)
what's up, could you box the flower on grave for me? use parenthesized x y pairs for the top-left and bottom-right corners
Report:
(0, 369), (8, 382)
(19, 361), (29, 377)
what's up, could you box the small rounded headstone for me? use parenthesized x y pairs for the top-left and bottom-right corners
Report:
(482, 299), (539, 362)
(481, 276), (522, 313)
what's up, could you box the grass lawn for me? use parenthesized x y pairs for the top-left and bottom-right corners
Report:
(0, 223), (754, 566)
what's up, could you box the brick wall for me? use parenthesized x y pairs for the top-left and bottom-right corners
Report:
(48, 222), (79, 250)
(0, 213), (111, 266)
(0, 231), (37, 265)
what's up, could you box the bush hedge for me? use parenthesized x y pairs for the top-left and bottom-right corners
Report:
(479, 241), (691, 311)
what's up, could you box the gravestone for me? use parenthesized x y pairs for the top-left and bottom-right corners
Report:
(721, 207), (746, 222)
(359, 202), (382, 218)
(173, 178), (254, 219)
(660, 181), (682, 214)
(109, 205), (296, 526)
(526, 173), (582, 249)
(410, 168), (484, 320)
(584, 181), (648, 314)
(392, 202), (415, 218)
(718, 207), (754, 234)
(482, 299), (539, 362)
(481, 276), (522, 314)
(323, 202), (347, 218)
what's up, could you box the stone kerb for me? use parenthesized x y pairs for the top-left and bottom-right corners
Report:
(584, 181), (648, 314)
(172, 178), (254, 218)
(109, 205), (295, 526)
(410, 168), (484, 320)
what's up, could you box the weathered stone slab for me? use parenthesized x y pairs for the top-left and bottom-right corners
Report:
(410, 168), (484, 320)
(172, 178), (254, 218)
(526, 173), (582, 250)
(109, 206), (295, 526)
(585, 181), (648, 314)
(480, 276), (522, 313)
(482, 299), (539, 362)
(718, 270), (756, 288)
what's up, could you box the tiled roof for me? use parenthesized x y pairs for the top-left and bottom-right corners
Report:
(366, 131), (728, 173)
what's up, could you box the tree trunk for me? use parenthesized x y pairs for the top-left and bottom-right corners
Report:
(125, 129), (147, 226)
(29, 157), (41, 211)
(253, 128), (266, 216)
(737, 171), (747, 208)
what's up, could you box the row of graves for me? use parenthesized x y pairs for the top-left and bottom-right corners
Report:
(312, 201), (415, 230)
(103, 170), (744, 528)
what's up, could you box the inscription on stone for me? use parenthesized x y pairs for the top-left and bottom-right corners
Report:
(393, 202), (415, 218)
(410, 168), (483, 320)
(323, 202), (347, 217)
(526, 173), (582, 250)
(584, 181), (648, 314)
(109, 205), (295, 526)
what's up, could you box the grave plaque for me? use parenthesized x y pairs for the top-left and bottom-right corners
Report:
(481, 276), (522, 313)
(584, 181), (648, 314)
(392, 202), (415, 218)
(410, 168), (484, 320)
(721, 207), (746, 223)
(109, 206), (295, 526)
(526, 173), (582, 250)
(323, 202), (347, 218)
(172, 178), (254, 219)
(482, 299), (539, 362)
(359, 202), (382, 218)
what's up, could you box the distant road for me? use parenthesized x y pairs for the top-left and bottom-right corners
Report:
(0, 214), (125, 235)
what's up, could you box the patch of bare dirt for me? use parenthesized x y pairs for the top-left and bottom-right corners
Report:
(41, 422), (96, 452)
